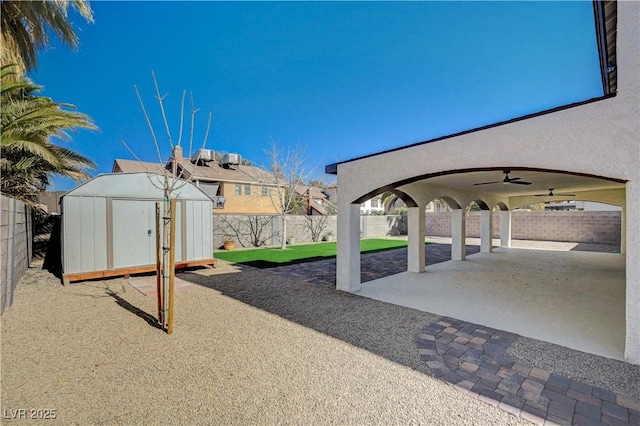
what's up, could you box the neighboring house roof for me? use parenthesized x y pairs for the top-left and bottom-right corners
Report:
(323, 185), (337, 202)
(308, 203), (327, 215)
(294, 185), (328, 200)
(112, 158), (278, 186)
(175, 159), (277, 186)
(293, 185), (335, 215)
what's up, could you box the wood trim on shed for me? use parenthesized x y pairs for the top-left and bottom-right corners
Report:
(62, 259), (215, 286)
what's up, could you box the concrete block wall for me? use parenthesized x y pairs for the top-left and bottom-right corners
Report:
(424, 211), (621, 244)
(452, 212), (501, 239)
(510, 211), (621, 244)
(213, 211), (621, 249)
(213, 214), (339, 248)
(286, 215), (337, 243)
(425, 213), (452, 237)
(214, 214), (397, 248)
(213, 214), (277, 248)
(360, 215), (406, 238)
(1, 195), (33, 315)
(426, 212), (499, 238)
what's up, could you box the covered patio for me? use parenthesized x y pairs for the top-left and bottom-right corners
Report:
(326, 1), (639, 364)
(356, 247), (626, 360)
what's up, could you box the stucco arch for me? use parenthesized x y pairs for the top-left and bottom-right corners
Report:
(399, 180), (508, 213)
(425, 196), (461, 210)
(493, 202), (509, 211)
(467, 200), (490, 211)
(346, 167), (625, 217)
(337, 167), (625, 215)
(353, 187), (418, 208)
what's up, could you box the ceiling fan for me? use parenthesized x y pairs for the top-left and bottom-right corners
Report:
(473, 170), (532, 186)
(535, 188), (575, 197)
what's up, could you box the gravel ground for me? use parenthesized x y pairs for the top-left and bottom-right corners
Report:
(1, 260), (530, 425)
(507, 336), (640, 400)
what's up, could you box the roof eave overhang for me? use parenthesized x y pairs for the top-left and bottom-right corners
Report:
(325, 94), (616, 175)
(593, 0), (617, 96)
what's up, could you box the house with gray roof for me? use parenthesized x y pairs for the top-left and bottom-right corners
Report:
(113, 147), (282, 215)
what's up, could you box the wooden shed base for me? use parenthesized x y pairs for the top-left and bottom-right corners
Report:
(62, 259), (216, 286)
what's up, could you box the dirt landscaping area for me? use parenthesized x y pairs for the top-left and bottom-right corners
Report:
(1, 260), (531, 425)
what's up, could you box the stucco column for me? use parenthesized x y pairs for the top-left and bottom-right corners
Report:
(451, 209), (466, 261)
(336, 203), (361, 292)
(480, 210), (493, 253)
(407, 206), (425, 273)
(500, 211), (512, 248)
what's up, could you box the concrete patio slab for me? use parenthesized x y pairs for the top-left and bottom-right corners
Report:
(356, 248), (626, 360)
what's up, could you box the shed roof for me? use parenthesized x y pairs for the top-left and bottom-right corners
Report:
(62, 173), (213, 201)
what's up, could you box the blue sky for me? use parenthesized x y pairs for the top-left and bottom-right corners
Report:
(33, 1), (604, 191)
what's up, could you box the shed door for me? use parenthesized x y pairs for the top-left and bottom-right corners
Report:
(112, 200), (156, 268)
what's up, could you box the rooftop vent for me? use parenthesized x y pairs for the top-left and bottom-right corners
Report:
(222, 153), (241, 167)
(191, 148), (215, 163)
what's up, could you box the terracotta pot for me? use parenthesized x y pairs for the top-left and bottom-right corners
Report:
(223, 240), (235, 251)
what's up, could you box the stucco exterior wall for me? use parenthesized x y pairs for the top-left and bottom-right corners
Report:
(219, 182), (281, 214)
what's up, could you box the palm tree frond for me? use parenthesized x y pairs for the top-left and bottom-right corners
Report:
(1, 0), (93, 73)
(1, 63), (98, 200)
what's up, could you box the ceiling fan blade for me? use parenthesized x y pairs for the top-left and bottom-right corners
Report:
(534, 191), (576, 196)
(473, 181), (502, 186)
(508, 177), (522, 181)
(509, 180), (532, 185)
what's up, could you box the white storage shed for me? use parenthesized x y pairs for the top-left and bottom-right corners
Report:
(61, 173), (214, 284)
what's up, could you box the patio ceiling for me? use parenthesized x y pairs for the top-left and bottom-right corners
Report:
(413, 168), (625, 198)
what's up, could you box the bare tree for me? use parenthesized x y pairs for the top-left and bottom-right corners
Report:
(120, 71), (211, 334)
(218, 215), (272, 248)
(240, 142), (317, 250)
(303, 215), (329, 242)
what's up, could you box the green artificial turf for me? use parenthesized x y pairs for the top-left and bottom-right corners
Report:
(214, 238), (409, 268)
